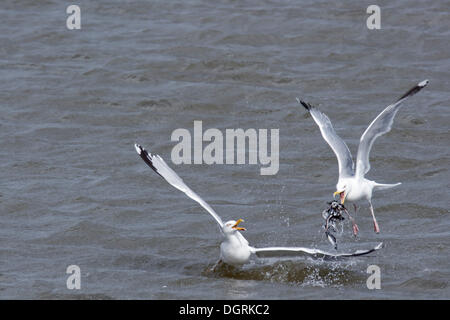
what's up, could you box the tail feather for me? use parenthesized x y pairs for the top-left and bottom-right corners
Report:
(373, 182), (401, 191)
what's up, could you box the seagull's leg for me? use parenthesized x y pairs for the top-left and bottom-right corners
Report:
(352, 204), (360, 235)
(344, 207), (359, 236)
(212, 259), (223, 272)
(368, 200), (380, 234)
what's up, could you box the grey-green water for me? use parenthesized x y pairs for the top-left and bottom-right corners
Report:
(0, 0), (449, 299)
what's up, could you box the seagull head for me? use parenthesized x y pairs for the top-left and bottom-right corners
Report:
(223, 219), (246, 234)
(334, 182), (349, 204)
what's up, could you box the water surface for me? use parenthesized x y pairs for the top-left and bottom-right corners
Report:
(0, 0), (449, 299)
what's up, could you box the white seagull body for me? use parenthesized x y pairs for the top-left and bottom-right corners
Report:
(134, 144), (382, 266)
(300, 80), (429, 234)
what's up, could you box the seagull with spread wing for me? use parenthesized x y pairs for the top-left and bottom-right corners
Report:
(299, 80), (429, 235)
(134, 144), (382, 266)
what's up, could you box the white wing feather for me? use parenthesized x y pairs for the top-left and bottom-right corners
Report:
(355, 80), (429, 177)
(135, 144), (224, 228)
(252, 242), (383, 258)
(299, 100), (354, 179)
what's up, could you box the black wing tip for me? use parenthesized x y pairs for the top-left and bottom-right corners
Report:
(134, 143), (143, 155)
(297, 98), (314, 111)
(375, 242), (384, 250)
(134, 143), (162, 176)
(351, 242), (383, 257)
(418, 79), (429, 88)
(134, 142), (151, 161)
(134, 143), (152, 158)
(397, 79), (429, 101)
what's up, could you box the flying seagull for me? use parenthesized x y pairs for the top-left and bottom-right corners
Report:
(134, 144), (382, 266)
(299, 79), (429, 234)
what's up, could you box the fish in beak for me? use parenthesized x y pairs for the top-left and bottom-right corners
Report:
(232, 219), (246, 231)
(333, 190), (346, 204)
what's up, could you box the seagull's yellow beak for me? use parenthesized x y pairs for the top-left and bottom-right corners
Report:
(232, 219), (246, 231)
(334, 190), (346, 204)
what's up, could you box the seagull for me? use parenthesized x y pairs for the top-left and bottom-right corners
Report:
(299, 79), (429, 234)
(134, 143), (382, 267)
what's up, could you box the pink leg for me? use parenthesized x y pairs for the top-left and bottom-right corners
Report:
(344, 208), (359, 237)
(352, 204), (360, 236)
(369, 200), (380, 233)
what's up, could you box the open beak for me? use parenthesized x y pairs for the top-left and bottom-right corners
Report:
(333, 190), (346, 204)
(232, 219), (246, 231)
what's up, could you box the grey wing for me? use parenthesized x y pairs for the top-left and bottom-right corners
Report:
(299, 100), (354, 178)
(135, 144), (224, 228)
(355, 80), (429, 177)
(252, 242), (383, 259)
